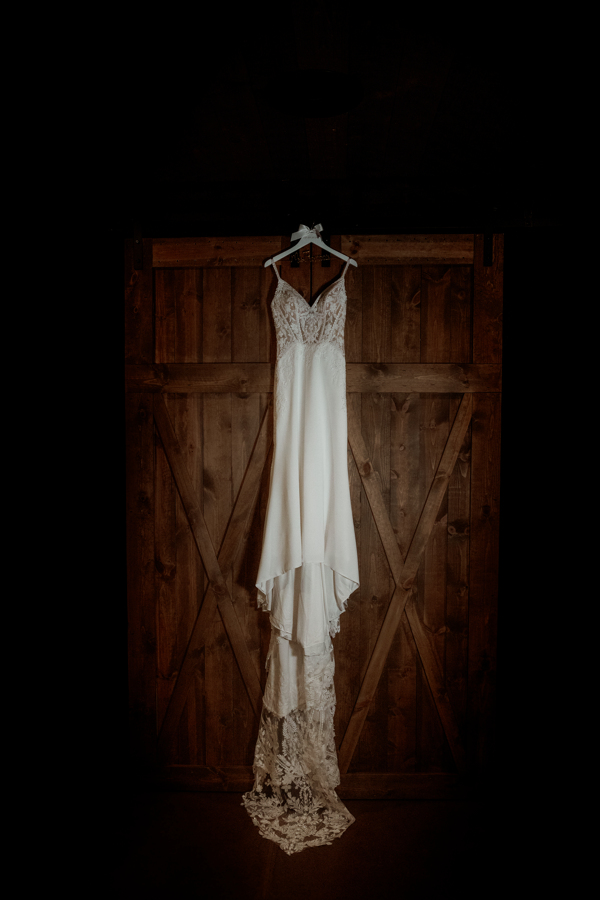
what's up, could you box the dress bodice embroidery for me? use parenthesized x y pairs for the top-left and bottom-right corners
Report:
(271, 264), (349, 360)
(271, 260), (350, 416)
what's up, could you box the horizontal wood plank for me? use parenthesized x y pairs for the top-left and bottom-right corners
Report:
(125, 363), (501, 393)
(144, 767), (470, 798)
(342, 234), (474, 265)
(152, 235), (474, 267)
(153, 237), (282, 267)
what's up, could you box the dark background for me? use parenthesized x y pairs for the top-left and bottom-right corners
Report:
(112, 16), (564, 816)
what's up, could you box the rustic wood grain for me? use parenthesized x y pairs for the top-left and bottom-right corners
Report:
(417, 394), (450, 772)
(155, 406), (180, 739)
(152, 235), (475, 268)
(450, 266), (472, 364)
(342, 235), (474, 265)
(125, 363), (501, 394)
(386, 616), (417, 771)
(154, 398), (272, 756)
(153, 237), (282, 268)
(405, 596), (464, 773)
(126, 393), (157, 770)
(230, 392), (263, 764)
(338, 394), (473, 774)
(335, 394), (362, 751)
(388, 392), (421, 771)
(175, 269), (203, 363)
(347, 401), (404, 581)
(202, 266), (235, 764)
(362, 267), (392, 363)
(391, 267), (421, 363)
(446, 399), (471, 735)
(127, 235), (501, 790)
(467, 393), (500, 775)
(202, 269), (232, 363)
(171, 395), (206, 763)
(232, 268), (262, 363)
(356, 391), (392, 771)
(153, 396), (264, 755)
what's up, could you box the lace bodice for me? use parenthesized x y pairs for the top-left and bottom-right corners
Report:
(271, 263), (350, 416)
(271, 263), (349, 361)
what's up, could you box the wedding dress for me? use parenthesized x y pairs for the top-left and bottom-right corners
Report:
(242, 258), (359, 855)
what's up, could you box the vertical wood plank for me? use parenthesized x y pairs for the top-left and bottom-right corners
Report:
(468, 393), (500, 775)
(446, 398), (471, 735)
(230, 391), (263, 764)
(338, 254), (363, 748)
(361, 267), (392, 362)
(469, 235), (502, 774)
(125, 238), (153, 365)
(126, 393), (156, 770)
(450, 266), (472, 364)
(232, 268), (261, 363)
(155, 268), (176, 364)
(388, 391), (420, 769)
(155, 424), (178, 740)
(175, 269), (203, 363)
(172, 395), (206, 762)
(421, 265), (452, 362)
(419, 263), (452, 770)
(203, 392), (235, 765)
(416, 394), (450, 771)
(387, 615), (417, 771)
(203, 269), (232, 363)
(203, 267), (234, 765)
(356, 390), (392, 771)
(473, 234), (503, 365)
(334, 392), (362, 750)
(386, 264), (422, 767)
(391, 267), (421, 363)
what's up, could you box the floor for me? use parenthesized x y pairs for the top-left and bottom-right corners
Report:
(108, 787), (512, 900)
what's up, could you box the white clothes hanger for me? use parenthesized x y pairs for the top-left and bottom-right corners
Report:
(264, 223), (358, 267)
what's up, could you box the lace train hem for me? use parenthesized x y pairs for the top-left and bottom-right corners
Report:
(242, 650), (354, 854)
(242, 782), (354, 855)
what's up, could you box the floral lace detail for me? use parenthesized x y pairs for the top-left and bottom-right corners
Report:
(271, 276), (348, 361)
(242, 646), (354, 855)
(271, 270), (349, 418)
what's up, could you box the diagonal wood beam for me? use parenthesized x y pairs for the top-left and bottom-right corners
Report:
(346, 408), (405, 581)
(155, 397), (271, 753)
(404, 597), (465, 773)
(340, 394), (473, 774)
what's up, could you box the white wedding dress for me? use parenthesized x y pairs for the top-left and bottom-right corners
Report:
(242, 259), (359, 855)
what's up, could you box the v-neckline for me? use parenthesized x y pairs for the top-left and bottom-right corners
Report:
(278, 275), (343, 311)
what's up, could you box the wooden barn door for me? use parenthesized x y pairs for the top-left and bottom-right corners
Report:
(125, 233), (502, 798)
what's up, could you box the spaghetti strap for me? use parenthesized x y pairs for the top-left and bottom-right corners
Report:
(271, 259), (281, 281)
(342, 258), (351, 277)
